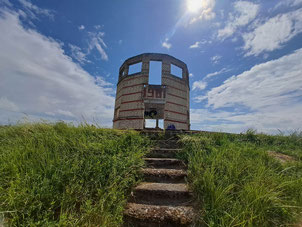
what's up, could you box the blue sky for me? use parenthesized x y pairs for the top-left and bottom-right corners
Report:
(0, 0), (302, 133)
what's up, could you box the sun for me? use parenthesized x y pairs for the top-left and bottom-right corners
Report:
(187, 0), (203, 13)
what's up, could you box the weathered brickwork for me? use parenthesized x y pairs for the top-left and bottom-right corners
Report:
(113, 53), (190, 130)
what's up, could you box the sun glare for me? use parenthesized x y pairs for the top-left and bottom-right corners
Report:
(187, 0), (203, 13)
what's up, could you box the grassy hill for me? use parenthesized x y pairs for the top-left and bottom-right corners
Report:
(180, 130), (302, 226)
(0, 123), (301, 226)
(0, 123), (150, 226)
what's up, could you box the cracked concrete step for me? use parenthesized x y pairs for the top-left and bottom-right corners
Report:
(124, 203), (195, 227)
(146, 148), (182, 158)
(129, 182), (192, 206)
(142, 168), (187, 183)
(144, 158), (186, 170)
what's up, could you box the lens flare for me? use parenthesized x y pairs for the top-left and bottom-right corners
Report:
(187, 0), (203, 13)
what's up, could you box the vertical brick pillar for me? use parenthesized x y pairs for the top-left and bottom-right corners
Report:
(124, 65), (129, 76)
(141, 60), (149, 76)
(161, 60), (170, 83)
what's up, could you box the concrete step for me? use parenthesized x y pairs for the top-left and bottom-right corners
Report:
(124, 203), (195, 227)
(154, 140), (181, 149)
(146, 148), (182, 158)
(144, 158), (186, 170)
(142, 168), (187, 183)
(130, 182), (192, 206)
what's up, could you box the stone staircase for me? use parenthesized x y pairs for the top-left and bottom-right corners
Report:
(124, 137), (195, 226)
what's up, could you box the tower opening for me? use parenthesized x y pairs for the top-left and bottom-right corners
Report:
(149, 61), (162, 85)
(171, 64), (183, 78)
(128, 62), (142, 75)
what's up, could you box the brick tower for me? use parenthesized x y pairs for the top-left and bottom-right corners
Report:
(113, 53), (190, 130)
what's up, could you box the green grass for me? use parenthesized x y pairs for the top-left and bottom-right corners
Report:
(180, 131), (302, 226)
(0, 122), (150, 226)
(1, 124), (302, 226)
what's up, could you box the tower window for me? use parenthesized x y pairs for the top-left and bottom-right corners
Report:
(128, 62), (142, 75)
(171, 64), (182, 78)
(149, 61), (162, 85)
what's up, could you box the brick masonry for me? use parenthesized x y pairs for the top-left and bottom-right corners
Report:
(113, 53), (190, 130)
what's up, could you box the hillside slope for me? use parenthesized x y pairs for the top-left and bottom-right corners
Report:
(180, 131), (302, 226)
(0, 123), (149, 226)
(1, 124), (302, 226)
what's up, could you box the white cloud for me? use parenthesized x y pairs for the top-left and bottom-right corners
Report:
(0, 0), (12, 7)
(189, 40), (210, 48)
(78, 25), (85, 30)
(162, 38), (172, 49)
(192, 81), (207, 91)
(211, 55), (221, 64)
(87, 31), (108, 61)
(19, 0), (54, 19)
(243, 8), (302, 56)
(94, 25), (102, 30)
(0, 97), (19, 112)
(195, 48), (302, 133)
(0, 9), (114, 126)
(207, 48), (302, 110)
(69, 44), (90, 64)
(189, 0), (216, 24)
(193, 95), (207, 103)
(189, 73), (194, 77)
(189, 41), (201, 49)
(275, 0), (302, 8)
(205, 67), (230, 79)
(218, 1), (259, 39)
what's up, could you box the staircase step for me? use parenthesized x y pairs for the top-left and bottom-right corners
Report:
(142, 168), (187, 183)
(154, 140), (180, 149)
(130, 182), (192, 206)
(146, 148), (182, 158)
(144, 158), (186, 170)
(124, 203), (195, 227)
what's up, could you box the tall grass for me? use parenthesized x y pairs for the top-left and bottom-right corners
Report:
(0, 122), (149, 226)
(180, 131), (302, 226)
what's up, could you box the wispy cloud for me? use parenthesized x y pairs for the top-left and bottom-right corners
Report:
(218, 1), (259, 39)
(207, 48), (302, 110)
(211, 55), (221, 64)
(87, 31), (109, 61)
(192, 48), (302, 133)
(205, 67), (230, 79)
(192, 81), (207, 91)
(19, 0), (54, 19)
(69, 44), (90, 64)
(243, 8), (302, 56)
(275, 0), (302, 8)
(78, 25), (85, 30)
(189, 40), (211, 49)
(193, 95), (207, 103)
(0, 97), (19, 112)
(162, 38), (172, 49)
(189, 41), (201, 49)
(0, 9), (114, 126)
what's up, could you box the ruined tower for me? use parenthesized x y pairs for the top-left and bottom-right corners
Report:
(113, 53), (190, 130)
